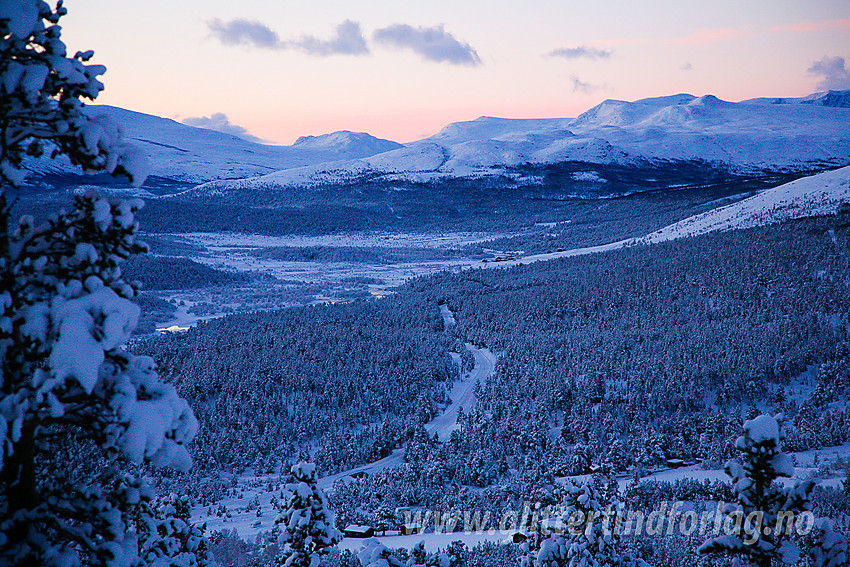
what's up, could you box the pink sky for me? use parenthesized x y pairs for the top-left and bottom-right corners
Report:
(62, 1), (850, 144)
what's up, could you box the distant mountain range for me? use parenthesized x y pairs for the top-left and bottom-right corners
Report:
(21, 90), (850, 193)
(22, 106), (403, 184)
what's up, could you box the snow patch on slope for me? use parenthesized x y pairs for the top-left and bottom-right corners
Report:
(641, 165), (850, 243)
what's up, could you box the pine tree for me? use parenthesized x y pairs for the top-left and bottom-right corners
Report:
(1, 3), (200, 566)
(530, 480), (647, 567)
(0, 169), (199, 566)
(356, 538), (406, 567)
(277, 462), (342, 567)
(136, 493), (216, 567)
(699, 414), (814, 567)
(808, 518), (849, 567)
(0, 1), (147, 188)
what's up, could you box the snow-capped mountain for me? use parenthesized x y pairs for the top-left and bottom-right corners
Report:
(638, 165), (850, 244)
(187, 90), (850, 194)
(23, 106), (402, 184)
(743, 89), (850, 107)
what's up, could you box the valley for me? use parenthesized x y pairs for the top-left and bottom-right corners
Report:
(8, 84), (850, 567)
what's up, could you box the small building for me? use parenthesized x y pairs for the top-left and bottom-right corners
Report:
(511, 531), (528, 543)
(344, 525), (375, 538)
(666, 458), (686, 469)
(401, 523), (422, 535)
(350, 470), (369, 479)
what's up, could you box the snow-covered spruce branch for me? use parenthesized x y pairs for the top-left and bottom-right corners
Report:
(0, 3), (205, 566)
(0, 1), (149, 187)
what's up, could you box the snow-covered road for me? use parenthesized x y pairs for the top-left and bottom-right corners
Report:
(191, 303), (497, 538)
(320, 304), (495, 485)
(426, 344), (495, 442)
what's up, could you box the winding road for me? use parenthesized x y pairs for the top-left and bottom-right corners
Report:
(318, 304), (496, 488)
(426, 343), (496, 442)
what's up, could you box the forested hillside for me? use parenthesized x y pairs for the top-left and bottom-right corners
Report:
(411, 212), (850, 481)
(137, 212), (850, 491)
(135, 294), (464, 474)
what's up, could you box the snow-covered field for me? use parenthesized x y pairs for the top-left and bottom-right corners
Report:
(159, 230), (501, 289)
(144, 232), (509, 331)
(151, 165), (850, 334)
(170, 230), (500, 251)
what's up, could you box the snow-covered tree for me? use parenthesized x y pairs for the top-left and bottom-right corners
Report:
(277, 462), (341, 567)
(0, 0), (147, 187)
(806, 518), (849, 567)
(699, 414), (814, 567)
(0, 189), (200, 567)
(0, 3), (200, 566)
(136, 493), (216, 567)
(356, 538), (405, 567)
(527, 480), (647, 567)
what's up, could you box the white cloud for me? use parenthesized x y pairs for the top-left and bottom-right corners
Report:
(808, 56), (850, 90)
(571, 76), (601, 93)
(295, 20), (368, 56)
(208, 18), (369, 56)
(550, 46), (611, 60)
(208, 18), (280, 49)
(181, 113), (266, 143)
(373, 24), (481, 66)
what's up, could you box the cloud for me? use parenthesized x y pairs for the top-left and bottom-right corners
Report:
(181, 113), (266, 143)
(550, 46), (611, 60)
(373, 24), (481, 66)
(570, 76), (604, 94)
(808, 56), (850, 90)
(294, 20), (369, 56)
(208, 18), (281, 49)
(208, 18), (368, 56)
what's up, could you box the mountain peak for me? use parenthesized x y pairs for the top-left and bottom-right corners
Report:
(292, 131), (403, 156)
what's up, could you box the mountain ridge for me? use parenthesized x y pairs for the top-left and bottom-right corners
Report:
(22, 105), (403, 184)
(186, 90), (850, 196)
(20, 91), (850, 193)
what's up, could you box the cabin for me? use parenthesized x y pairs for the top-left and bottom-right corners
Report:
(510, 531), (528, 543)
(666, 458), (687, 469)
(349, 470), (369, 479)
(344, 525), (375, 538)
(400, 524), (422, 535)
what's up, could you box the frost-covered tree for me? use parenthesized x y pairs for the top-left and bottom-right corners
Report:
(0, 0), (147, 187)
(699, 414), (814, 567)
(277, 462), (342, 567)
(0, 189), (200, 567)
(0, 3), (200, 566)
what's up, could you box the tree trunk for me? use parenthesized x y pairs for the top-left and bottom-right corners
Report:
(1, 422), (38, 563)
